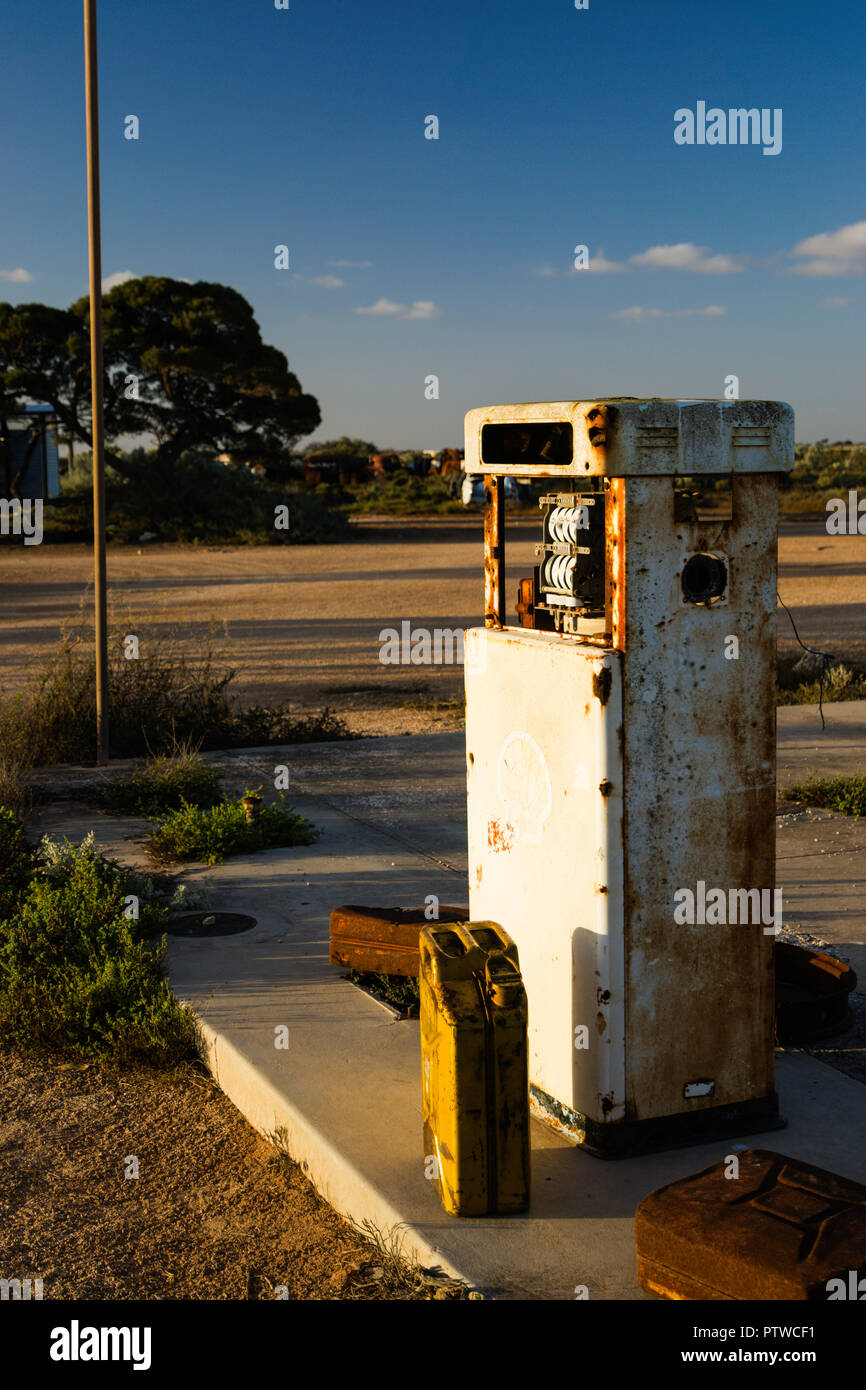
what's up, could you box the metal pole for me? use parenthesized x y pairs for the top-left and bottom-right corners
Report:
(84, 0), (109, 764)
(483, 475), (506, 628)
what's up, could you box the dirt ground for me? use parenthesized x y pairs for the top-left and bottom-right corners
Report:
(1, 517), (864, 737)
(0, 1049), (470, 1301)
(1, 517), (863, 1302)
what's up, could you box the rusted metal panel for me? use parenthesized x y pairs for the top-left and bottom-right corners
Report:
(437, 447), (464, 477)
(605, 478), (626, 650)
(368, 451), (401, 478)
(515, 576), (534, 628)
(483, 476), (505, 628)
(464, 399), (793, 478)
(621, 472), (779, 1122)
(329, 905), (469, 976)
(636, 1149), (866, 1300)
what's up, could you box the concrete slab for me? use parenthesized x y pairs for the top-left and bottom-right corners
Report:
(27, 704), (866, 1300)
(163, 800), (866, 1300)
(777, 698), (866, 784)
(160, 764), (864, 1299)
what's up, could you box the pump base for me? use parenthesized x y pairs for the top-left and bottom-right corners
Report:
(530, 1085), (786, 1159)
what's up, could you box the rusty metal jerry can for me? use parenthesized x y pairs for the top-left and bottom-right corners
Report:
(419, 921), (530, 1217)
(329, 904), (469, 977)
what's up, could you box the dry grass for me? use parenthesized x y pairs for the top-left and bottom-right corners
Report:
(0, 1051), (473, 1300)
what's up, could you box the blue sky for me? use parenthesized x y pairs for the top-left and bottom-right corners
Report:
(1, 0), (864, 447)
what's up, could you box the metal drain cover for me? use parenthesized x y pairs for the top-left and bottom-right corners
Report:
(165, 911), (257, 938)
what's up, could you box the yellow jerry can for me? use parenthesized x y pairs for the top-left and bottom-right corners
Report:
(419, 920), (530, 1216)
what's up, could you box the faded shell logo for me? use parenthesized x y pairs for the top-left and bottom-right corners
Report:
(496, 732), (552, 844)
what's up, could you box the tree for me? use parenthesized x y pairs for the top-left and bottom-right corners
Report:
(0, 278), (321, 498)
(0, 302), (85, 494)
(303, 436), (379, 460)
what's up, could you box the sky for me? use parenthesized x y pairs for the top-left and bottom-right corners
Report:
(1, 0), (864, 449)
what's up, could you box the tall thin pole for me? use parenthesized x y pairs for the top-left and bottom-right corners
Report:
(84, 0), (109, 764)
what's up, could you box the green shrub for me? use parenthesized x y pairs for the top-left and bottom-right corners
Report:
(0, 749), (31, 823)
(781, 441), (866, 512)
(0, 808), (35, 919)
(214, 704), (352, 747)
(782, 775), (866, 817)
(93, 748), (221, 818)
(145, 791), (319, 864)
(345, 472), (464, 515)
(776, 657), (866, 706)
(0, 829), (195, 1066)
(45, 448), (351, 545)
(0, 622), (356, 768)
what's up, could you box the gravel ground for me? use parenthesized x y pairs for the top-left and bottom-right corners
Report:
(0, 1050), (473, 1301)
(1, 518), (864, 737)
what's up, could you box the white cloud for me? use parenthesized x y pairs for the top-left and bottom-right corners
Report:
(820, 295), (856, 307)
(789, 221), (866, 276)
(102, 269), (137, 291)
(330, 259), (372, 268)
(356, 298), (405, 316)
(404, 300), (439, 319)
(629, 243), (747, 273)
(535, 249), (626, 276)
(584, 251), (627, 273)
(0, 267), (35, 283)
(613, 304), (727, 322)
(355, 297), (440, 319)
(293, 273), (345, 288)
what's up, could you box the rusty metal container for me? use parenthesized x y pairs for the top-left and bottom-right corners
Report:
(419, 920), (530, 1216)
(329, 905), (469, 976)
(635, 1148), (866, 1300)
(775, 942), (857, 1043)
(463, 399), (793, 1155)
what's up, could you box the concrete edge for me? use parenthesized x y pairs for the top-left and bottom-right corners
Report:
(195, 1015), (479, 1291)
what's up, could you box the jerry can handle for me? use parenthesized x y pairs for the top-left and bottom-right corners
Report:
(484, 950), (524, 1008)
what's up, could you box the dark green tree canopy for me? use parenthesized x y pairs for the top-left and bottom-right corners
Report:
(303, 436), (379, 460)
(0, 302), (86, 491)
(0, 277), (320, 481)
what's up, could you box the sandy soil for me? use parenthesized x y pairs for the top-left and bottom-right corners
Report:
(2, 517), (863, 738)
(0, 1050), (469, 1300)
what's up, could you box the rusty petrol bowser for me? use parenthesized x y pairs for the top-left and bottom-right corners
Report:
(463, 399), (793, 1156)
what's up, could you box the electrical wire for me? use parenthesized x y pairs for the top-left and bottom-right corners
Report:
(776, 591), (834, 731)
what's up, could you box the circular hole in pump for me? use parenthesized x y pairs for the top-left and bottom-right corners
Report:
(681, 552), (727, 604)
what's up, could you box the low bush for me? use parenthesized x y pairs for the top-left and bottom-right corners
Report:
(0, 749), (31, 823)
(93, 748), (221, 818)
(776, 656), (866, 706)
(781, 442), (866, 513)
(0, 622), (356, 769)
(145, 791), (319, 864)
(42, 448), (352, 545)
(781, 774), (866, 817)
(0, 808), (35, 919)
(0, 826), (196, 1067)
(344, 472), (464, 515)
